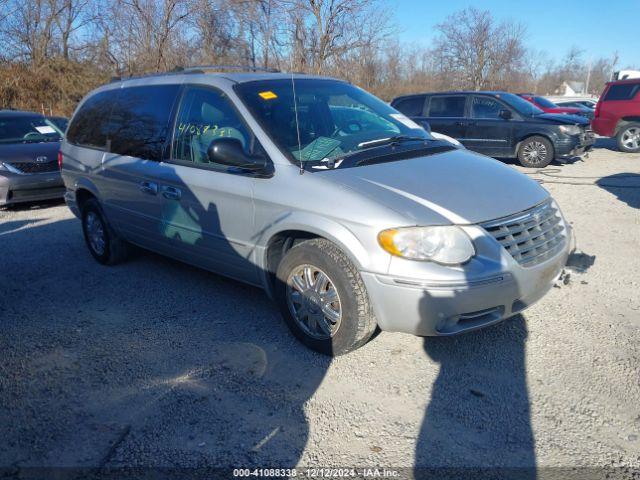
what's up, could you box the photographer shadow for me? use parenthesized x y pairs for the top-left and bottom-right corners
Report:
(415, 294), (536, 479)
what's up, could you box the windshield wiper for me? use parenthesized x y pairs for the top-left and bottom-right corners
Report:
(357, 135), (428, 149)
(304, 136), (438, 170)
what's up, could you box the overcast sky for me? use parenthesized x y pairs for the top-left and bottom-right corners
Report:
(393, 0), (639, 69)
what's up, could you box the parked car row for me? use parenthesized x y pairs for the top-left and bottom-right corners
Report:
(549, 97), (598, 110)
(3, 76), (638, 210)
(1, 69), (636, 355)
(517, 93), (594, 119)
(391, 91), (594, 167)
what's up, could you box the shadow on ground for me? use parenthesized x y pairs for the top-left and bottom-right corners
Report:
(0, 215), (330, 474)
(596, 173), (640, 209)
(593, 137), (618, 152)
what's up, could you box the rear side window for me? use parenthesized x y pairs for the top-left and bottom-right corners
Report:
(67, 90), (115, 149)
(604, 84), (640, 101)
(393, 96), (425, 116)
(107, 85), (180, 161)
(428, 96), (466, 117)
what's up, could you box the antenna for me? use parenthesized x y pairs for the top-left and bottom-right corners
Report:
(290, 71), (304, 175)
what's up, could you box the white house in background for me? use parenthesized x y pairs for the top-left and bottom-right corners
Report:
(613, 70), (640, 80)
(555, 81), (586, 97)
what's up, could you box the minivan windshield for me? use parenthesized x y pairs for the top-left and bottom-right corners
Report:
(235, 79), (432, 164)
(0, 116), (63, 144)
(499, 93), (544, 116)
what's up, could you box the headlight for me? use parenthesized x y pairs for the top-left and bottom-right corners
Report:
(559, 125), (581, 135)
(378, 226), (475, 264)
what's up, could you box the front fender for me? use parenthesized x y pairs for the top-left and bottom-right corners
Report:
(255, 212), (374, 296)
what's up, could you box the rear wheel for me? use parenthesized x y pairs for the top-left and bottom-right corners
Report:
(275, 238), (377, 356)
(517, 136), (554, 168)
(616, 123), (640, 153)
(81, 198), (129, 265)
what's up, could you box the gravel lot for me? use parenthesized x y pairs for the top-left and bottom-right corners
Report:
(1, 140), (639, 478)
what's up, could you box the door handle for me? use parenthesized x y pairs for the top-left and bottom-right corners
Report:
(161, 185), (182, 200)
(455, 121), (468, 126)
(139, 181), (158, 195)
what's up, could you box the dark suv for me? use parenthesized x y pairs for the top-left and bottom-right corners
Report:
(391, 91), (594, 167)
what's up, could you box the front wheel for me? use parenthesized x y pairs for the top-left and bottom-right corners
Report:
(616, 123), (640, 153)
(517, 136), (554, 168)
(275, 239), (377, 356)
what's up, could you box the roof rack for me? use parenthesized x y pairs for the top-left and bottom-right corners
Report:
(180, 65), (281, 74)
(109, 65), (281, 83)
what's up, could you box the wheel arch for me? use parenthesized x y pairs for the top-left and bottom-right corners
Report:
(514, 132), (556, 156)
(616, 117), (640, 133)
(73, 177), (101, 212)
(258, 215), (371, 299)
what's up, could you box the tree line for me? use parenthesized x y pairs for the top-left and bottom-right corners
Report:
(0, 0), (631, 116)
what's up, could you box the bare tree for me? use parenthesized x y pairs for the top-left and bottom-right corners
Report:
(431, 8), (527, 91)
(0, 0), (66, 63)
(282, 0), (392, 75)
(99, 0), (191, 75)
(55, 0), (90, 60)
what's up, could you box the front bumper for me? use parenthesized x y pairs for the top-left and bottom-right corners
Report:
(555, 131), (595, 158)
(361, 224), (572, 337)
(0, 171), (64, 206)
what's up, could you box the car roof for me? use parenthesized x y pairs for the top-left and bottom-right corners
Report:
(607, 78), (640, 85)
(112, 71), (341, 87)
(89, 70), (345, 98)
(0, 109), (45, 118)
(392, 91), (512, 102)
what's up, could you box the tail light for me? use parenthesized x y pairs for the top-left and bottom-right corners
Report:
(57, 151), (63, 170)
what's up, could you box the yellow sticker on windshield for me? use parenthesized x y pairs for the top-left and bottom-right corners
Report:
(259, 90), (278, 100)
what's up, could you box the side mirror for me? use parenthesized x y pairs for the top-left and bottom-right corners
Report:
(499, 109), (512, 120)
(207, 138), (267, 171)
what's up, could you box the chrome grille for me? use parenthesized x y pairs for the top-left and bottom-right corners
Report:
(7, 161), (58, 174)
(482, 200), (566, 267)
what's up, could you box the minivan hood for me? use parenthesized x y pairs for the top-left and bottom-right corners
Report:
(0, 141), (61, 163)
(535, 113), (590, 126)
(329, 149), (549, 225)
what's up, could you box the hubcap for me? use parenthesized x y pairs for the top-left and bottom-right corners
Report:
(621, 127), (640, 150)
(85, 211), (106, 256)
(286, 265), (342, 340)
(522, 141), (548, 164)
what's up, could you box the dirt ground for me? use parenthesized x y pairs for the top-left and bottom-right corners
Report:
(1, 139), (639, 479)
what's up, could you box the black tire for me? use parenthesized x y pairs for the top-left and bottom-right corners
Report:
(517, 135), (554, 168)
(275, 238), (377, 356)
(616, 123), (640, 153)
(81, 198), (129, 265)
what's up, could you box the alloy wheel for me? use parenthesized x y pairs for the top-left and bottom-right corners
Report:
(621, 127), (640, 150)
(85, 211), (106, 256)
(286, 264), (342, 340)
(522, 141), (548, 164)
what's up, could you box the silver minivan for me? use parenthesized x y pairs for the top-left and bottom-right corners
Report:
(60, 69), (572, 355)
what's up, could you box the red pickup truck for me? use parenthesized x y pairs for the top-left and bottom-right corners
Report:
(592, 79), (640, 152)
